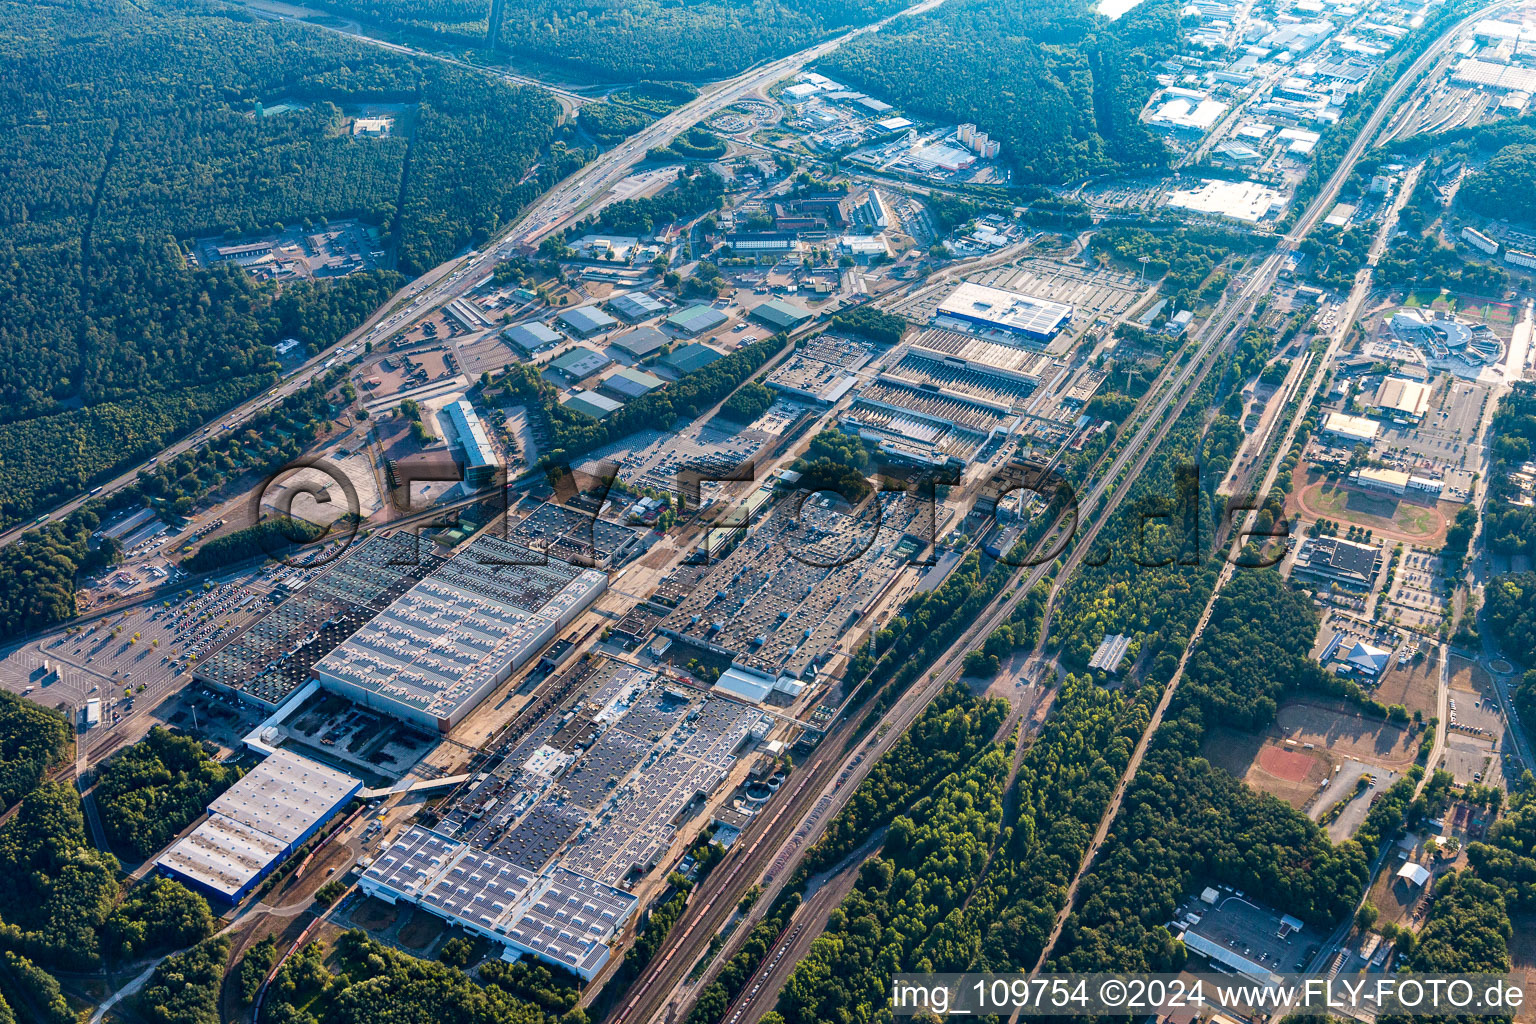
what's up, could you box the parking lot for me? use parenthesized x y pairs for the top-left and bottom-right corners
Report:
(1382, 548), (1448, 634)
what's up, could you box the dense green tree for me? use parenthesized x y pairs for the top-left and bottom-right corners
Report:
(103, 877), (216, 960)
(0, 781), (121, 966)
(95, 728), (241, 861)
(0, 693), (71, 811)
(1461, 144), (1536, 224)
(138, 936), (230, 1024)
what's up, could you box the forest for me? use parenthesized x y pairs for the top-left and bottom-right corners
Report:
(138, 936), (230, 1024)
(1374, 233), (1509, 296)
(819, 0), (1184, 185)
(0, 0), (579, 530)
(578, 83), (696, 145)
(0, 771), (216, 969)
(1460, 144), (1536, 225)
(1483, 383), (1536, 558)
(581, 169), (725, 238)
(260, 929), (574, 1024)
(1047, 570), (1374, 974)
(0, 367), (354, 642)
(183, 517), (329, 574)
(94, 728), (242, 861)
(827, 305), (908, 346)
(1483, 573), (1536, 669)
(0, 693), (71, 811)
(310, 0), (913, 79)
(1093, 224), (1267, 314)
(1049, 367), (1234, 672)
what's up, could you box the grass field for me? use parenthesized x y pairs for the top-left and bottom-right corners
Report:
(1290, 472), (1448, 543)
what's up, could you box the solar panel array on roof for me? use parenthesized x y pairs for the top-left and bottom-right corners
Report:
(936, 281), (1073, 340)
(194, 533), (442, 705)
(361, 825), (638, 980)
(313, 536), (607, 731)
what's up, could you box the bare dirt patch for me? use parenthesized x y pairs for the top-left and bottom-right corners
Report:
(1203, 699), (1420, 808)
(1510, 914), (1536, 1023)
(1449, 654), (1495, 696)
(1203, 726), (1330, 809)
(1374, 655), (1440, 719)
(1274, 700), (1419, 770)
(350, 895), (399, 931)
(397, 907), (446, 951)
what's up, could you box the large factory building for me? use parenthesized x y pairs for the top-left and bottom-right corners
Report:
(360, 826), (638, 981)
(936, 281), (1073, 342)
(312, 535), (607, 733)
(155, 748), (361, 903)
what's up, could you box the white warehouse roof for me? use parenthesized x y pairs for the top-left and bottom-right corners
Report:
(936, 281), (1074, 340)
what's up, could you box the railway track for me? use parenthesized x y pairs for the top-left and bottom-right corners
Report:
(608, 215), (1273, 1024)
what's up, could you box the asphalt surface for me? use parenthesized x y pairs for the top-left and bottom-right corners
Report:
(1, 0), (942, 552)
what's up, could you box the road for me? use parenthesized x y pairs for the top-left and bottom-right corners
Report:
(0, 0), (942, 552)
(608, 155), (1288, 1023)
(1019, 0), (1510, 992)
(0, 253), (459, 551)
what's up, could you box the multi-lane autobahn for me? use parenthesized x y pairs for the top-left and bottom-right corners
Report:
(1, 0), (943, 552)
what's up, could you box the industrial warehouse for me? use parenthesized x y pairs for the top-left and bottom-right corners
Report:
(313, 535), (608, 732)
(764, 335), (873, 405)
(361, 657), (767, 980)
(657, 490), (938, 687)
(194, 533), (445, 707)
(899, 327), (1062, 402)
(935, 281), (1074, 342)
(360, 826), (638, 981)
(156, 748), (361, 903)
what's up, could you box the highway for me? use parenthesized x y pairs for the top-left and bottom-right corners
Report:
(0, 0), (942, 552)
